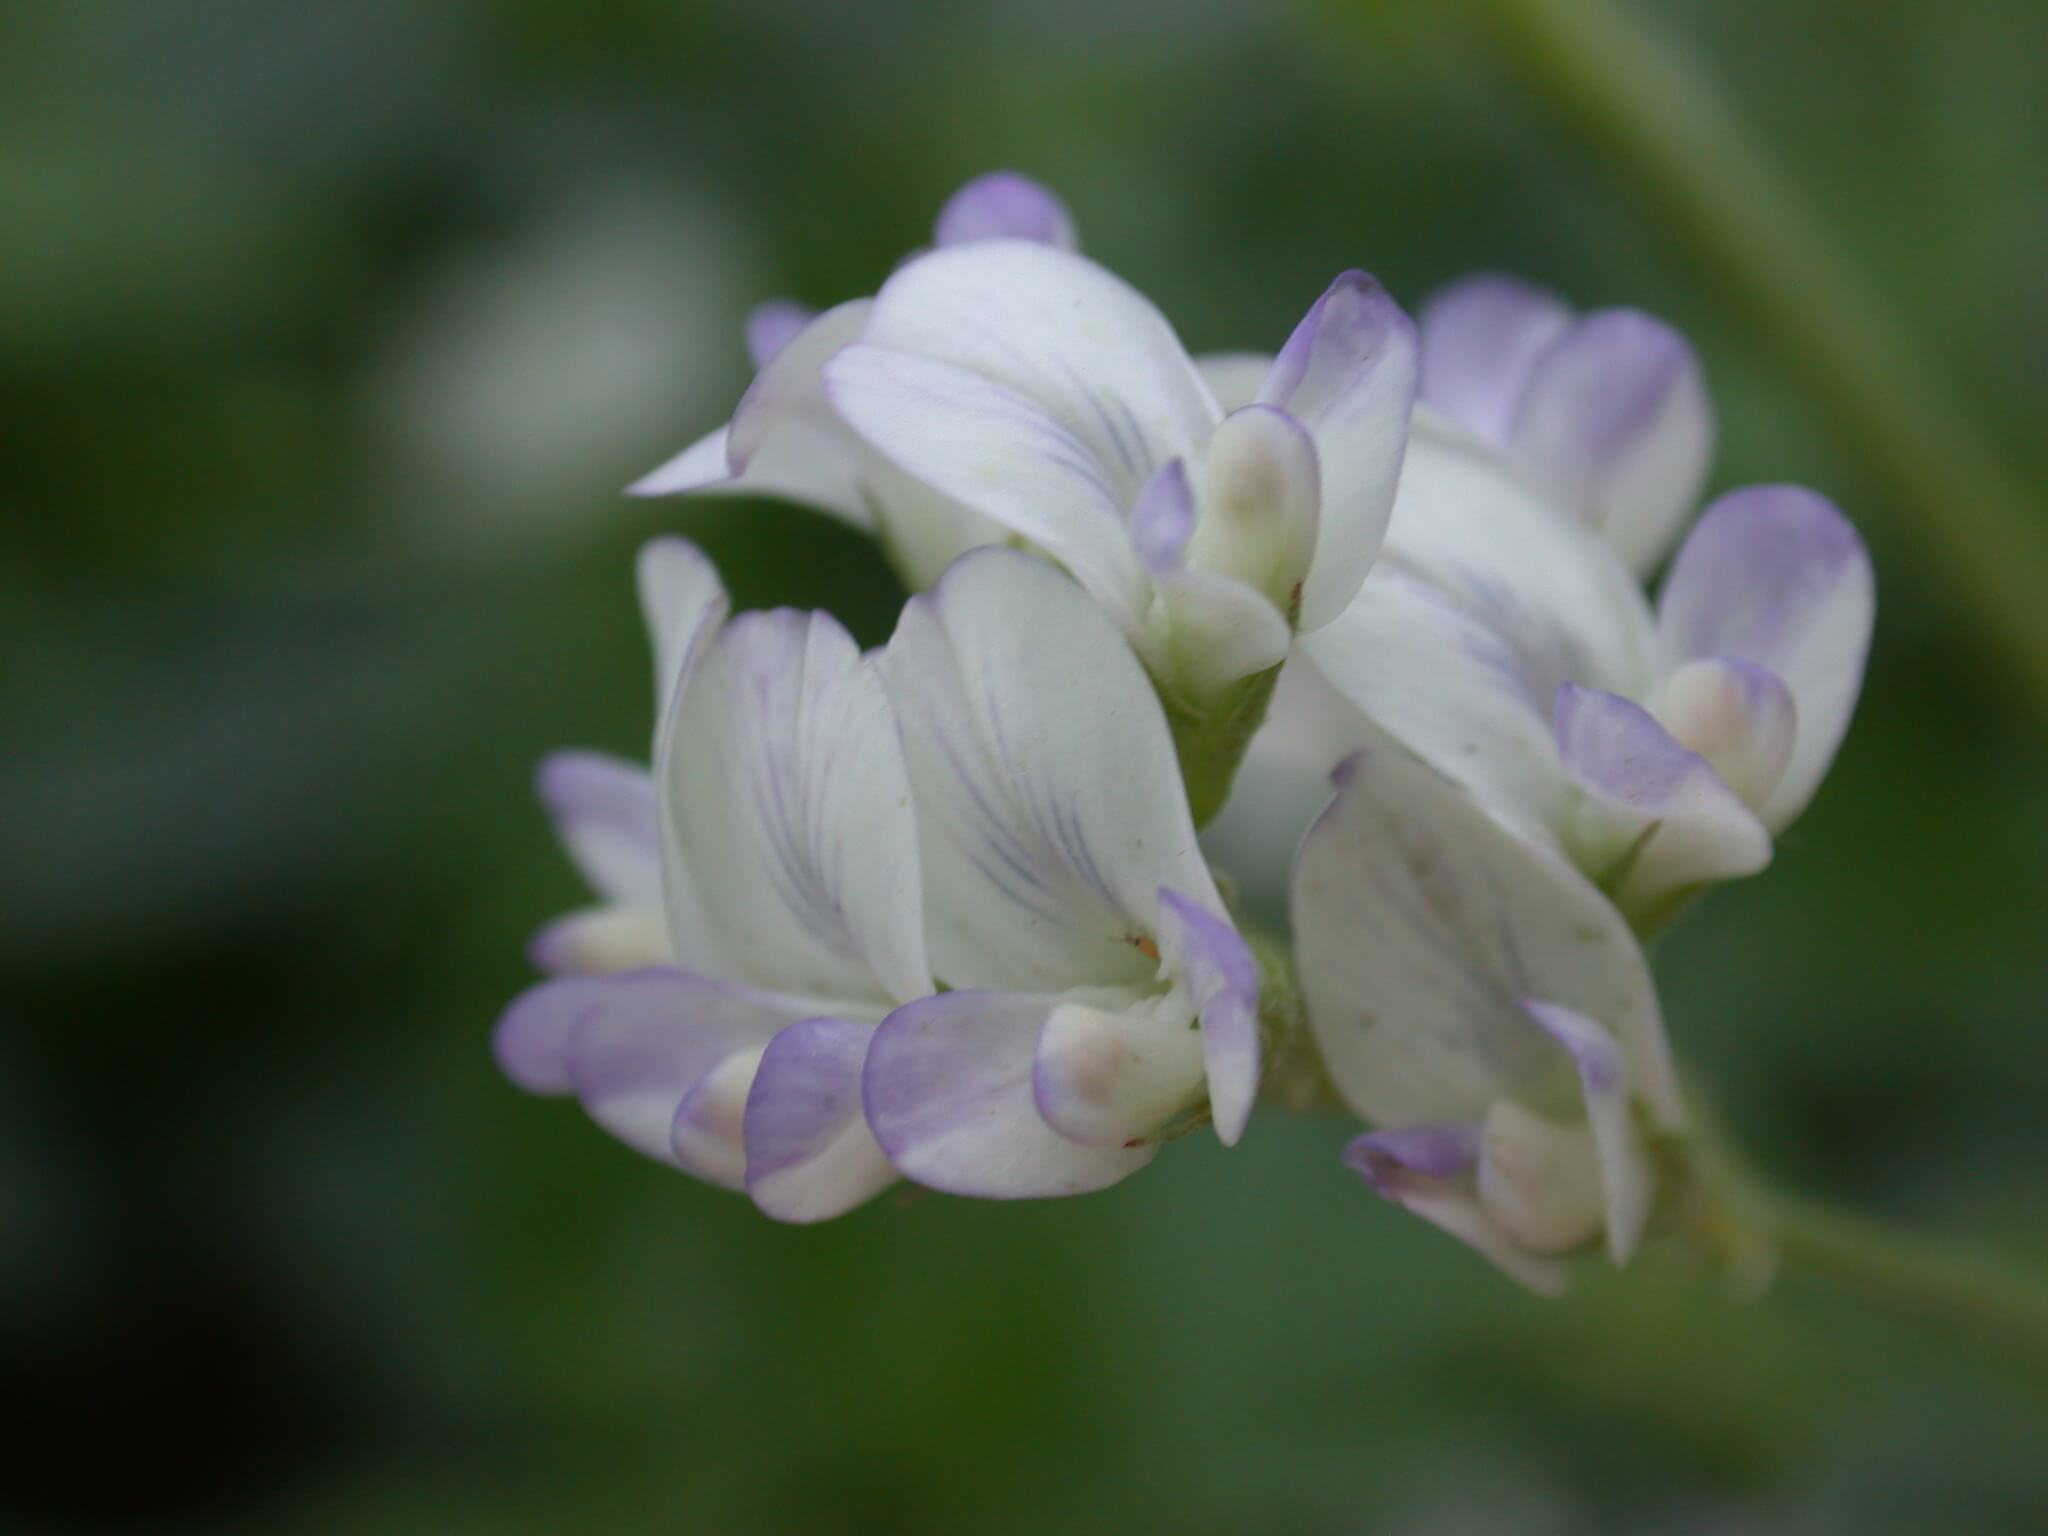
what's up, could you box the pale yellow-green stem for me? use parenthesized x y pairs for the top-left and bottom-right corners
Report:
(1762, 1191), (2048, 1363)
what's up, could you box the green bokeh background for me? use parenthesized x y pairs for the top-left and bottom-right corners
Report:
(6, 2), (2046, 1531)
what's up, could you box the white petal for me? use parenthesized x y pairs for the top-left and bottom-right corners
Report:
(1657, 486), (1874, 831)
(627, 302), (877, 527)
(825, 345), (1150, 628)
(527, 904), (673, 976)
(668, 1044), (766, 1188)
(638, 541), (731, 975)
(1188, 404), (1321, 613)
(1300, 573), (1573, 852)
(1520, 1000), (1656, 1262)
(1345, 1128), (1571, 1295)
(664, 608), (930, 1006)
(867, 460), (1010, 590)
(1148, 567), (1292, 701)
(1302, 416), (1659, 847)
(743, 1015), (897, 1222)
(881, 548), (1223, 993)
(1553, 684), (1773, 899)
(1291, 744), (1680, 1132)
(1382, 416), (1659, 704)
(1474, 1100), (1606, 1256)
(1237, 651), (1382, 782)
(561, 970), (801, 1168)
(1508, 309), (1714, 576)
(716, 412), (876, 522)
(840, 240), (1220, 506)
(863, 989), (1156, 1197)
(1256, 271), (1419, 628)
(727, 299), (875, 486)
(626, 424), (733, 498)
(1654, 657), (1799, 815)
(636, 536), (728, 731)
(1416, 274), (1573, 445)
(1031, 998), (1206, 1147)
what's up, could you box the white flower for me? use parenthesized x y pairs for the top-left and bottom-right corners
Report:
(626, 173), (1081, 588)
(497, 538), (1262, 1214)
(862, 548), (1260, 1197)
(495, 538), (932, 1223)
(1300, 412), (1874, 921)
(821, 241), (1419, 712)
(1292, 741), (1684, 1293)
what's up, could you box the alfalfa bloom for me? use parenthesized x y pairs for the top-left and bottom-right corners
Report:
(1292, 741), (1684, 1293)
(1301, 368), (1873, 925)
(824, 241), (1418, 721)
(495, 538), (932, 1222)
(864, 547), (1260, 1196)
(494, 539), (1260, 1214)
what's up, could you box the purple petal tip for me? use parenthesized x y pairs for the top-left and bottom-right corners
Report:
(1129, 459), (1196, 573)
(493, 977), (609, 1096)
(744, 300), (815, 371)
(1344, 1124), (1482, 1192)
(1520, 999), (1625, 1096)
(933, 171), (1078, 251)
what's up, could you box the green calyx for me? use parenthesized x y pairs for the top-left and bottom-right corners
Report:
(1159, 660), (1283, 828)
(1244, 929), (1341, 1113)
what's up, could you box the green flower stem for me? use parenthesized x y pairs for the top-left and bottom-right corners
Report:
(1163, 663), (1282, 828)
(1377, 0), (2048, 724)
(1758, 1188), (2048, 1361)
(1659, 1106), (2048, 1361)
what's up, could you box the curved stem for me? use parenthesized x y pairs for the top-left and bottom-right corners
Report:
(1665, 1106), (2048, 1363)
(1759, 1189), (2048, 1362)
(1441, 0), (2048, 724)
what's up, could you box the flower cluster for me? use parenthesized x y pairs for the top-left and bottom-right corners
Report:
(496, 174), (1873, 1287)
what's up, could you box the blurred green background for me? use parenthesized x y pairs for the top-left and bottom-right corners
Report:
(6, 1), (2047, 1531)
